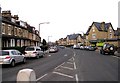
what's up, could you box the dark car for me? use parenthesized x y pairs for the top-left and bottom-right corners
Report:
(88, 46), (97, 51)
(100, 43), (115, 55)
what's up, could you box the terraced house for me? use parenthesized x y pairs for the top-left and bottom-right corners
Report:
(85, 22), (118, 46)
(1, 10), (41, 48)
(66, 33), (84, 46)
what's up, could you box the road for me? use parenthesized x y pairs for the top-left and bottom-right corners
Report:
(2, 47), (119, 82)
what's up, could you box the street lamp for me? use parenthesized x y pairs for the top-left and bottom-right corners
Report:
(39, 22), (50, 37)
(48, 36), (52, 43)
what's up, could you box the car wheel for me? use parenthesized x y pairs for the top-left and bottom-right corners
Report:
(22, 58), (26, 63)
(11, 60), (15, 67)
(102, 51), (105, 55)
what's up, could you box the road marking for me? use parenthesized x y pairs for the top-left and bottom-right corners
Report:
(75, 74), (79, 83)
(36, 74), (48, 81)
(64, 54), (68, 56)
(55, 62), (65, 69)
(112, 56), (120, 59)
(67, 62), (74, 64)
(53, 71), (74, 78)
(74, 52), (76, 57)
(74, 62), (77, 70)
(60, 66), (74, 70)
(48, 55), (51, 56)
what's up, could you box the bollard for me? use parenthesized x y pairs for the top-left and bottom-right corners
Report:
(16, 69), (36, 83)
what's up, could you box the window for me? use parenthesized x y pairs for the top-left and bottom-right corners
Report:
(2, 23), (5, 34)
(92, 27), (95, 32)
(8, 25), (12, 35)
(14, 27), (17, 36)
(110, 33), (112, 38)
(92, 34), (96, 39)
(11, 51), (17, 55)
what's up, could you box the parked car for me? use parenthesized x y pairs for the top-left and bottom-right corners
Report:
(49, 46), (58, 53)
(100, 43), (115, 55)
(24, 46), (44, 58)
(73, 45), (80, 49)
(84, 46), (89, 50)
(0, 50), (26, 67)
(88, 46), (97, 51)
(80, 46), (85, 50)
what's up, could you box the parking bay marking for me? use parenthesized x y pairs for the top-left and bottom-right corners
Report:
(60, 66), (74, 70)
(55, 62), (65, 70)
(36, 74), (48, 81)
(53, 71), (74, 78)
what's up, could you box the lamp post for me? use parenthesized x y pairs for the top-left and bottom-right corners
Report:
(39, 22), (50, 37)
(39, 22), (50, 44)
(48, 36), (52, 43)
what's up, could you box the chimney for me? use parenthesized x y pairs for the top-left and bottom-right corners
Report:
(2, 10), (11, 17)
(13, 15), (19, 20)
(101, 22), (105, 30)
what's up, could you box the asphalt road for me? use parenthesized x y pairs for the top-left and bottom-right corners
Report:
(2, 47), (119, 82)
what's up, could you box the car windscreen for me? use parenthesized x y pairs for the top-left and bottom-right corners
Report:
(25, 47), (35, 51)
(0, 51), (9, 56)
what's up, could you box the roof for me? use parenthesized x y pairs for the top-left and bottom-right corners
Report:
(86, 22), (114, 35)
(67, 34), (81, 40)
(114, 28), (120, 36)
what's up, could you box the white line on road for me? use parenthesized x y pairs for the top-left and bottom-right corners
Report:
(74, 52), (76, 57)
(53, 71), (74, 78)
(112, 56), (120, 59)
(48, 55), (51, 56)
(75, 74), (79, 83)
(67, 62), (74, 64)
(55, 62), (65, 70)
(60, 66), (74, 70)
(73, 62), (77, 70)
(36, 74), (48, 81)
(64, 54), (68, 56)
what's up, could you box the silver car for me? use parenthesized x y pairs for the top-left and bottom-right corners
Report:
(24, 46), (44, 58)
(0, 50), (26, 67)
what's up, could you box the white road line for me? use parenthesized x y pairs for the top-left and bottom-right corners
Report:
(60, 66), (74, 70)
(75, 74), (79, 83)
(36, 74), (48, 81)
(74, 62), (77, 70)
(48, 55), (51, 56)
(74, 52), (76, 57)
(55, 62), (65, 70)
(64, 54), (68, 56)
(53, 71), (74, 78)
(67, 62), (74, 64)
(112, 56), (120, 59)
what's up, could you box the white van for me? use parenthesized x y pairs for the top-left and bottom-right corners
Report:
(24, 46), (44, 58)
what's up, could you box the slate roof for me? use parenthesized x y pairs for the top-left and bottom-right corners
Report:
(114, 28), (120, 36)
(67, 34), (82, 40)
(86, 22), (114, 35)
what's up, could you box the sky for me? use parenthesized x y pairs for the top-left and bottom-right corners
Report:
(0, 0), (119, 42)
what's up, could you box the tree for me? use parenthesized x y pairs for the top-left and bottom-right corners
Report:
(41, 39), (48, 51)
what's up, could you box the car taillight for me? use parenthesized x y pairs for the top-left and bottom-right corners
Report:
(5, 56), (11, 59)
(33, 52), (37, 54)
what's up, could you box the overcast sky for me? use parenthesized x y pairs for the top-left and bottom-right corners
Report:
(0, 0), (119, 42)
